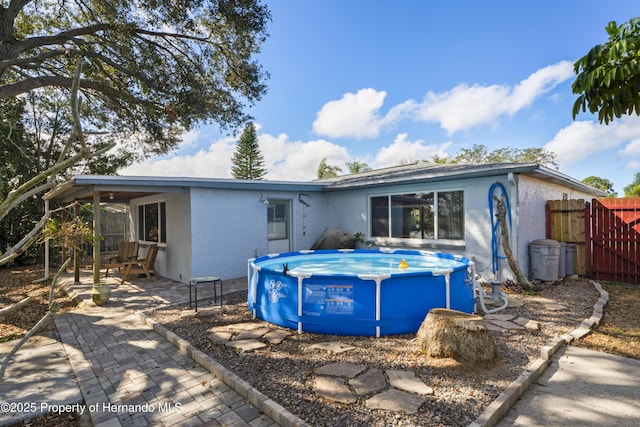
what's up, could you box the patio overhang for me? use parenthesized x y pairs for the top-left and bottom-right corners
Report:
(44, 174), (327, 203)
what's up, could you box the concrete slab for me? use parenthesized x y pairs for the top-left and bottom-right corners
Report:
(235, 327), (271, 340)
(484, 322), (505, 332)
(386, 370), (434, 395)
(350, 368), (387, 396)
(497, 346), (640, 427)
(486, 320), (525, 330)
(543, 302), (568, 311)
(513, 317), (540, 330)
(314, 376), (356, 404)
(208, 331), (233, 344)
(226, 322), (265, 332)
(484, 314), (515, 321)
(365, 389), (426, 414)
(310, 342), (355, 353)
(314, 361), (366, 378)
(0, 333), (83, 426)
(263, 329), (290, 344)
(225, 339), (267, 352)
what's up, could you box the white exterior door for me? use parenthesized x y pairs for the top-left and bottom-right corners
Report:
(267, 200), (291, 253)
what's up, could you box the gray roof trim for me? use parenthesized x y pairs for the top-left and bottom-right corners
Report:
(44, 175), (326, 201)
(44, 163), (606, 202)
(320, 162), (607, 196)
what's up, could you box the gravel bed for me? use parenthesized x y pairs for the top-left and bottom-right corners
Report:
(149, 277), (599, 427)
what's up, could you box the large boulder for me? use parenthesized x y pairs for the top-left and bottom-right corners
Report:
(310, 228), (356, 250)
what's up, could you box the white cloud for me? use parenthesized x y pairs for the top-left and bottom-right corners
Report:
(311, 62), (574, 140)
(312, 88), (391, 139)
(259, 133), (349, 180)
(415, 61), (574, 135)
(121, 136), (236, 177)
(120, 130), (349, 181)
(618, 139), (640, 157)
(544, 116), (640, 168)
(372, 133), (453, 167)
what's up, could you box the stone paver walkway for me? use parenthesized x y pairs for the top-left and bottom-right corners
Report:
(54, 274), (281, 427)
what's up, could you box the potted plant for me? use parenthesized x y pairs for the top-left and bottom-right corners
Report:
(353, 232), (366, 249)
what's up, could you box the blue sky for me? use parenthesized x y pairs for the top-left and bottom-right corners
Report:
(123, 1), (640, 195)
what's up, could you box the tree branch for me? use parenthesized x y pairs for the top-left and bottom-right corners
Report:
(0, 258), (69, 382)
(0, 296), (32, 316)
(494, 195), (534, 291)
(0, 182), (54, 223)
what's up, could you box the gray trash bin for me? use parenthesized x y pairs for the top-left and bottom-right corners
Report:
(558, 242), (566, 278)
(529, 239), (561, 282)
(565, 244), (577, 276)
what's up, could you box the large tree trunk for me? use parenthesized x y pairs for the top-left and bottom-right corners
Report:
(417, 309), (497, 366)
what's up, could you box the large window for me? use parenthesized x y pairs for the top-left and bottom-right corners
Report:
(138, 202), (166, 243)
(370, 191), (464, 241)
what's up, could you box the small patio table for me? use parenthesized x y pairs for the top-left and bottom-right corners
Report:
(189, 276), (223, 312)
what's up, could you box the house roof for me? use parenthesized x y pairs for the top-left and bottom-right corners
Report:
(44, 162), (606, 203)
(44, 175), (326, 203)
(318, 162), (607, 196)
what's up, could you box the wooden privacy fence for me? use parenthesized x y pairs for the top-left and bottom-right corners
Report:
(545, 199), (589, 275)
(590, 197), (640, 284)
(546, 197), (640, 284)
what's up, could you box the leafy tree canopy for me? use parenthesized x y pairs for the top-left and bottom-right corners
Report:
(582, 176), (617, 197)
(0, 0), (271, 160)
(572, 17), (640, 124)
(624, 172), (640, 197)
(317, 158), (342, 179)
(230, 122), (266, 180)
(346, 160), (371, 174)
(452, 144), (558, 168)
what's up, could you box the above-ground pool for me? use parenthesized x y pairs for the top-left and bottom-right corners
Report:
(248, 249), (476, 336)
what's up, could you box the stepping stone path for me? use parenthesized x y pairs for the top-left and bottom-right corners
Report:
(310, 341), (356, 353)
(312, 346), (433, 414)
(206, 312), (543, 415)
(483, 313), (540, 332)
(207, 321), (292, 351)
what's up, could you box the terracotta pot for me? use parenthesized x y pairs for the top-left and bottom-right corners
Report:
(91, 283), (111, 306)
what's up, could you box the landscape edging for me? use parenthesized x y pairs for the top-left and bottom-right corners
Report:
(468, 280), (609, 427)
(138, 311), (311, 427)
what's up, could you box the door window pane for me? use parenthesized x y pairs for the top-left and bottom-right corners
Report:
(268, 201), (289, 240)
(370, 196), (389, 237)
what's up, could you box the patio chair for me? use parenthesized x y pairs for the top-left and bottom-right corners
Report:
(120, 244), (159, 284)
(104, 241), (139, 277)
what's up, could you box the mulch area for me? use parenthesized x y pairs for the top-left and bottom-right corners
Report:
(0, 264), (638, 426)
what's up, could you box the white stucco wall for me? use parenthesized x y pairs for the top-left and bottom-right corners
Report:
(189, 188), (328, 280)
(515, 175), (596, 278)
(323, 175), (517, 282)
(123, 171), (599, 285)
(130, 191), (191, 283)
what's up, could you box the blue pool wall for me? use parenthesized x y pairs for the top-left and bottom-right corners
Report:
(248, 249), (475, 336)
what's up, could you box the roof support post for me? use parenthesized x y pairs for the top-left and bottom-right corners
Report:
(93, 188), (101, 284)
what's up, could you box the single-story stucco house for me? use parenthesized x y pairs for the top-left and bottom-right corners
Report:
(44, 162), (605, 284)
